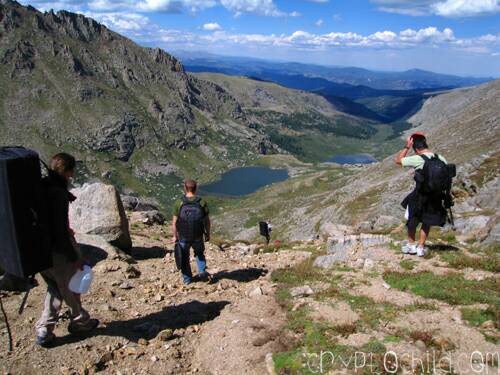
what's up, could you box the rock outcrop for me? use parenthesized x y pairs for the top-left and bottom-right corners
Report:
(0, 1), (274, 207)
(69, 183), (132, 252)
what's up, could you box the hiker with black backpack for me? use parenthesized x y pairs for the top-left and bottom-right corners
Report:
(395, 133), (456, 257)
(35, 153), (98, 346)
(172, 179), (211, 285)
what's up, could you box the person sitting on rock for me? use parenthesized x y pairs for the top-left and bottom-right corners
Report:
(172, 179), (211, 285)
(36, 153), (99, 347)
(395, 133), (449, 257)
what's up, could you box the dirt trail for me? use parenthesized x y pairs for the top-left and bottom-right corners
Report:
(0, 224), (310, 375)
(1, 222), (498, 375)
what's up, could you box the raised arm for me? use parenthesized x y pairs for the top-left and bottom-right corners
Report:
(395, 136), (413, 165)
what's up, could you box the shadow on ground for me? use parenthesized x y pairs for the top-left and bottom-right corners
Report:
(55, 300), (230, 346)
(211, 268), (267, 283)
(132, 246), (170, 260)
(428, 243), (460, 251)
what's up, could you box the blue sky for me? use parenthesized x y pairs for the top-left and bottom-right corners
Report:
(20, 0), (500, 76)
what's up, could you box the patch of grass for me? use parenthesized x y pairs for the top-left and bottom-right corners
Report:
(440, 251), (500, 273)
(360, 340), (387, 354)
(273, 350), (304, 373)
(271, 258), (325, 286)
(276, 287), (293, 304)
(243, 214), (260, 229)
(400, 259), (417, 271)
(340, 293), (399, 328)
(435, 230), (458, 244)
(345, 186), (384, 213)
(383, 335), (402, 343)
(384, 271), (500, 306)
(403, 302), (439, 312)
(332, 265), (355, 272)
(461, 306), (499, 328)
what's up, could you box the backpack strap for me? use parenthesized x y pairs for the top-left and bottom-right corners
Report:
(179, 196), (204, 216)
(181, 196), (201, 204)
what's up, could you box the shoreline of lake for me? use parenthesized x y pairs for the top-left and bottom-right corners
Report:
(325, 153), (377, 165)
(200, 166), (289, 197)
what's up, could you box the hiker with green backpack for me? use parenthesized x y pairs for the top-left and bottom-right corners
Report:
(172, 179), (211, 285)
(395, 133), (456, 257)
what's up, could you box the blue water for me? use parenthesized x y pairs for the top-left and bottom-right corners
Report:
(327, 154), (377, 165)
(200, 166), (289, 196)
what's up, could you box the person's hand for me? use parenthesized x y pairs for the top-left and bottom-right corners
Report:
(171, 236), (178, 244)
(406, 136), (414, 149)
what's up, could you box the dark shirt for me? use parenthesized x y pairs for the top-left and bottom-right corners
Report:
(44, 172), (79, 262)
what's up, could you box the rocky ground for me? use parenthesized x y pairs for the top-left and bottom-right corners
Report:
(1, 219), (498, 375)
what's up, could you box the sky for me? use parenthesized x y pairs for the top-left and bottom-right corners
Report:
(19, 0), (500, 77)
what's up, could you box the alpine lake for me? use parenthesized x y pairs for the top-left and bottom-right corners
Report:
(200, 154), (376, 197)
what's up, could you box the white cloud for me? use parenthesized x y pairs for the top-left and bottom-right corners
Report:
(99, 12), (148, 30)
(21, 0), (290, 16)
(315, 18), (324, 27)
(219, 0), (287, 16)
(305, 0), (329, 2)
(202, 22), (222, 30)
(371, 0), (500, 17)
(289, 11), (301, 17)
(145, 26), (499, 56)
(432, 0), (500, 17)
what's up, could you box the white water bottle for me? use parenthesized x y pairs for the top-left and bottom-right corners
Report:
(69, 265), (93, 294)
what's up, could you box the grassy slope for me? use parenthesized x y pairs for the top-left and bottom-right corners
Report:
(212, 80), (500, 240)
(195, 73), (407, 163)
(0, 4), (262, 211)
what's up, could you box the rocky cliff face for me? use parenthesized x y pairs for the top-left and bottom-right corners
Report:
(0, 1), (267, 204)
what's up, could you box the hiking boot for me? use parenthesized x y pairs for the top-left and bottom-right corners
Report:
(416, 246), (427, 257)
(68, 318), (99, 335)
(35, 331), (56, 348)
(402, 242), (417, 255)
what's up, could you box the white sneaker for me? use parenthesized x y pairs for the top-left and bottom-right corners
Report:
(416, 246), (427, 257)
(402, 242), (417, 254)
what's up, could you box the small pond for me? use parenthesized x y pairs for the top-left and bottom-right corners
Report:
(326, 154), (377, 165)
(200, 166), (289, 197)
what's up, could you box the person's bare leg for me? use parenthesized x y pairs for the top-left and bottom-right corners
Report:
(418, 224), (430, 247)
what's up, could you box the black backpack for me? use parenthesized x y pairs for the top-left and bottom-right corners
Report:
(0, 147), (52, 278)
(176, 196), (206, 241)
(418, 154), (456, 195)
(259, 221), (269, 237)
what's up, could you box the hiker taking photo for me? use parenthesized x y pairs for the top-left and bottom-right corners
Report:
(35, 153), (98, 347)
(172, 179), (211, 285)
(395, 133), (456, 257)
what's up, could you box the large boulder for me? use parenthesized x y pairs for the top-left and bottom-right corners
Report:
(69, 183), (132, 252)
(121, 195), (160, 212)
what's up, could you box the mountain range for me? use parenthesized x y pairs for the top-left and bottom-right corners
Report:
(0, 0), (400, 207)
(175, 51), (492, 91)
(177, 51), (494, 124)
